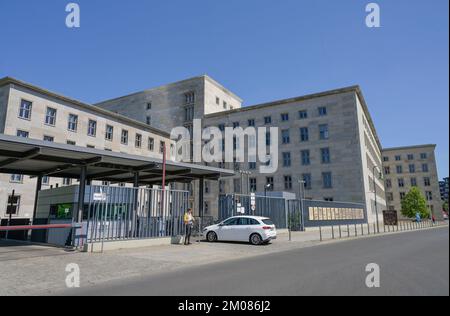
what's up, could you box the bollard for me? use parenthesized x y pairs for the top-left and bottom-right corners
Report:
(319, 225), (323, 242)
(331, 225), (335, 239)
(367, 222), (370, 235)
(339, 225), (342, 239)
(355, 224), (358, 236)
(361, 223), (364, 236)
(347, 224), (350, 237)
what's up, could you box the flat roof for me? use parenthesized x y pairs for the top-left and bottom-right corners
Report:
(382, 144), (437, 152)
(0, 77), (171, 138)
(0, 134), (234, 185)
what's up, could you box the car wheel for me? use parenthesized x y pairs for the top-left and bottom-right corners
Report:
(250, 233), (263, 245)
(207, 231), (218, 242)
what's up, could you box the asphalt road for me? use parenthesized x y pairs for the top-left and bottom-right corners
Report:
(69, 227), (449, 296)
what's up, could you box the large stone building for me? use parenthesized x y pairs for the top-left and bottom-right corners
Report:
(97, 77), (386, 224)
(382, 145), (443, 219)
(0, 77), (175, 220)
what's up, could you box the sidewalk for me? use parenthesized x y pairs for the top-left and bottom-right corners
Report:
(0, 221), (447, 296)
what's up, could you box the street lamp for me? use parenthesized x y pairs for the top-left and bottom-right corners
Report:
(373, 165), (384, 233)
(298, 180), (306, 231)
(264, 183), (272, 197)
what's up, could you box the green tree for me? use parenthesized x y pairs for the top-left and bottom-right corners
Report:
(401, 187), (429, 219)
(443, 201), (449, 213)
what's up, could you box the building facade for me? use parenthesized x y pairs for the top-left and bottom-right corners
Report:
(98, 78), (386, 224)
(382, 145), (443, 219)
(0, 77), (175, 220)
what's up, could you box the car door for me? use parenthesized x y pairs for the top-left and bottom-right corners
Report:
(236, 217), (252, 241)
(217, 218), (240, 241)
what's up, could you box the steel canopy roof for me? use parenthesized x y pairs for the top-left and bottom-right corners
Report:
(0, 134), (235, 185)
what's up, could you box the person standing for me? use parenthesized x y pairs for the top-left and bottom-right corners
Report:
(184, 208), (195, 245)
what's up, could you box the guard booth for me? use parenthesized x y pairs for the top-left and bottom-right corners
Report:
(0, 134), (235, 248)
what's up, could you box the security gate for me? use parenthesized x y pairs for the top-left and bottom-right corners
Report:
(219, 194), (305, 230)
(86, 185), (189, 243)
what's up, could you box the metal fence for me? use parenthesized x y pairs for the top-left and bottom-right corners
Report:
(85, 185), (189, 243)
(219, 194), (304, 230)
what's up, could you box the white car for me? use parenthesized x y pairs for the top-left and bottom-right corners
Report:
(203, 216), (277, 245)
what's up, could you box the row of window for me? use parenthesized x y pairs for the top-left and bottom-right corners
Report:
(19, 100), (157, 142)
(385, 177), (432, 189)
(215, 97), (235, 110)
(384, 163), (430, 175)
(387, 191), (434, 202)
(219, 172), (334, 193)
(383, 153), (428, 162)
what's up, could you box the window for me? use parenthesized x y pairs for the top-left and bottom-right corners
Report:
(68, 114), (78, 132)
(185, 92), (195, 104)
(146, 102), (152, 110)
(160, 141), (166, 154)
(105, 125), (114, 141)
(63, 178), (72, 186)
(408, 164), (416, 173)
(43, 135), (54, 142)
(16, 130), (29, 138)
(321, 148), (331, 164)
(383, 157), (389, 162)
(407, 154), (414, 160)
(281, 129), (290, 144)
(298, 110), (308, 119)
(218, 124), (225, 132)
(396, 165), (403, 174)
(67, 140), (76, 146)
(301, 150), (311, 166)
(233, 179), (241, 193)
(219, 180), (225, 194)
(42, 176), (50, 186)
(400, 192), (406, 200)
(233, 122), (240, 128)
(205, 181), (210, 194)
(265, 132), (271, 146)
(19, 100), (32, 119)
(422, 164), (429, 172)
(216, 97), (220, 105)
(284, 176), (293, 190)
(250, 178), (257, 192)
(266, 177), (274, 191)
(146, 116), (151, 125)
(318, 107), (327, 116)
(426, 191), (433, 201)
(264, 116), (272, 125)
(322, 172), (332, 189)
(282, 152), (291, 167)
(319, 124), (329, 140)
(10, 174), (23, 183)
(384, 167), (391, 175)
(45, 107), (57, 126)
(411, 178), (417, 187)
(302, 174), (312, 190)
(87, 145), (95, 149)
(185, 106), (194, 121)
(387, 192), (394, 202)
(135, 134), (142, 148)
(88, 120), (97, 137)
(204, 202), (209, 215)
(249, 162), (257, 170)
(424, 177), (431, 187)
(398, 178), (405, 188)
(281, 113), (289, 122)
(248, 119), (255, 127)
(148, 137), (155, 151)
(223, 101), (227, 109)
(300, 127), (309, 142)
(324, 197), (334, 202)
(385, 179), (392, 188)
(395, 155), (401, 161)
(6, 195), (21, 215)
(121, 130), (129, 145)
(420, 153), (428, 159)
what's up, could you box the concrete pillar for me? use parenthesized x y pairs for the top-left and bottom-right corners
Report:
(32, 175), (43, 223)
(198, 178), (204, 218)
(77, 165), (87, 223)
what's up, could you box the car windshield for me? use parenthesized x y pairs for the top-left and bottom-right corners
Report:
(262, 219), (274, 225)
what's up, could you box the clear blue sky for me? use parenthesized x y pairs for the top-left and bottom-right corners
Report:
(1, 0), (448, 177)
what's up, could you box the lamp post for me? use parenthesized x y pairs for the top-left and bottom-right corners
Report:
(298, 180), (306, 231)
(373, 165), (383, 233)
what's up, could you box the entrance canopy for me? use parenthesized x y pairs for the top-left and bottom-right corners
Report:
(0, 134), (235, 185)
